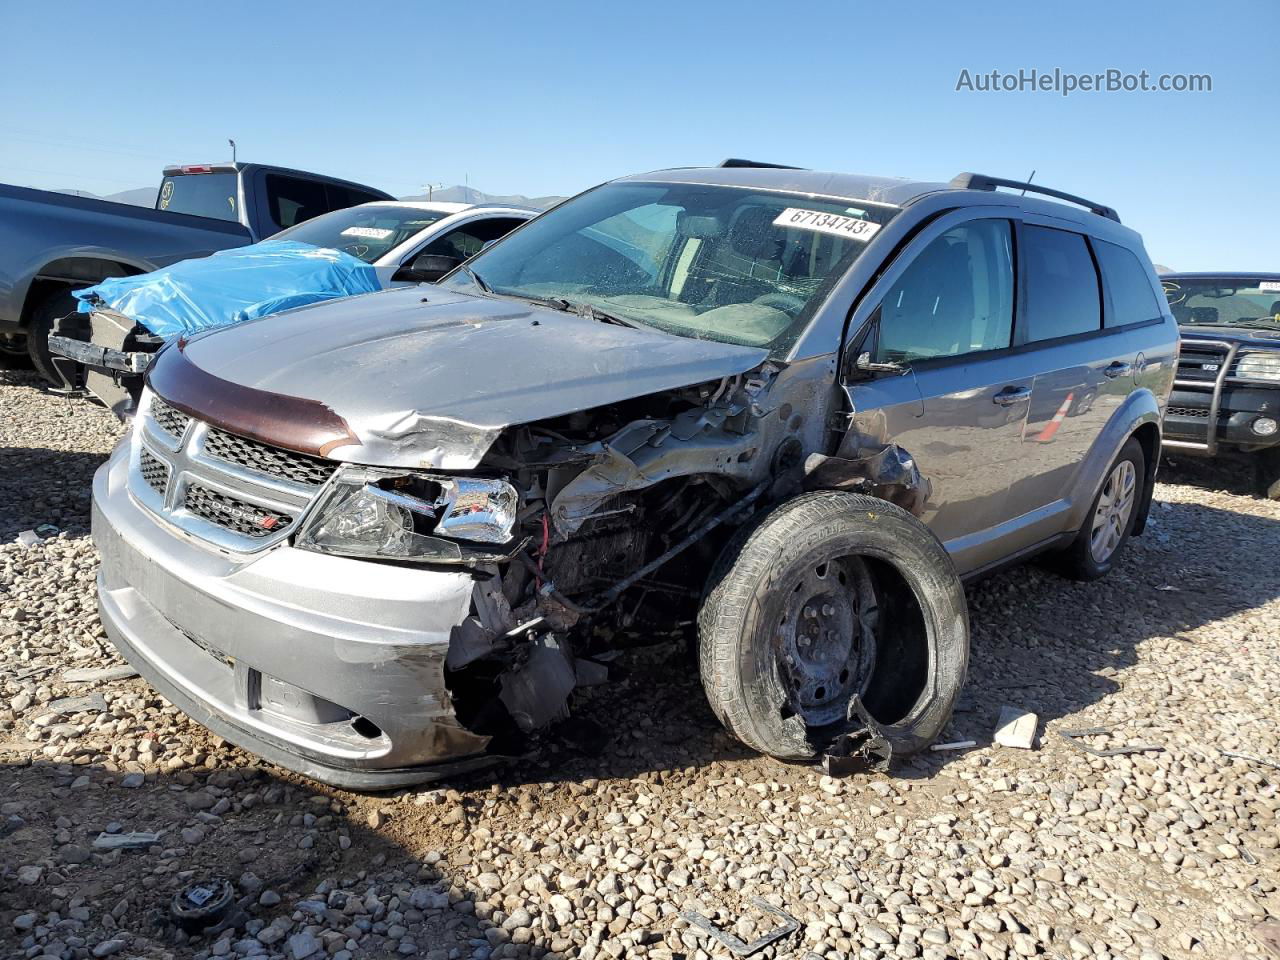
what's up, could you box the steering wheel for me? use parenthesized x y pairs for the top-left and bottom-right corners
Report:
(342, 243), (371, 258)
(753, 292), (806, 314)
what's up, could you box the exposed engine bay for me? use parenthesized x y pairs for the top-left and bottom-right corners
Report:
(303, 358), (928, 755)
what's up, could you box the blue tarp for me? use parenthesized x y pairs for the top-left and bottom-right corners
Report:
(74, 240), (382, 339)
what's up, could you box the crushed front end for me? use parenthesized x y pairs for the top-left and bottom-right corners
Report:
(91, 341), (831, 787)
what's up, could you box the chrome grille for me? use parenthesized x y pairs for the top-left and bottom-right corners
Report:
(150, 397), (191, 439)
(128, 390), (326, 552)
(139, 448), (169, 492)
(204, 427), (334, 486)
(184, 483), (291, 538)
(1167, 405), (1211, 419)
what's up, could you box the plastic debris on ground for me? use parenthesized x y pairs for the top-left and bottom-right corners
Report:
(93, 831), (162, 850)
(993, 705), (1038, 749)
(73, 240), (382, 339)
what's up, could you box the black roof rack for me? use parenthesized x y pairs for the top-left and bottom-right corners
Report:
(949, 172), (1120, 223)
(719, 158), (803, 170)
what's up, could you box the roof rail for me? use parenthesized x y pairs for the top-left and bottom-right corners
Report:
(719, 158), (803, 170)
(949, 172), (1120, 223)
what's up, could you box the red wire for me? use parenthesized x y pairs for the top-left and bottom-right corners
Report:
(534, 512), (550, 589)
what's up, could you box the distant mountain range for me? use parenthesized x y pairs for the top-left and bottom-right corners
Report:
(54, 184), (564, 211)
(54, 186), (158, 206)
(399, 185), (566, 209)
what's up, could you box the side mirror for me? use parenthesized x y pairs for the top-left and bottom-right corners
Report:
(854, 351), (909, 375)
(394, 253), (462, 284)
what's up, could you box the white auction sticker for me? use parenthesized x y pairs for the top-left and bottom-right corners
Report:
(1259, 281), (1280, 293)
(773, 207), (881, 240)
(340, 226), (394, 240)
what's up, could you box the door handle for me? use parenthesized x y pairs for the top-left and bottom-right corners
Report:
(1103, 361), (1133, 379)
(992, 386), (1032, 406)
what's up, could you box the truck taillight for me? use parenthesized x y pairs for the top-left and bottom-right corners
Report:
(180, 165), (213, 174)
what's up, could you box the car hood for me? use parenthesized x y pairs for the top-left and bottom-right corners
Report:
(1179, 324), (1280, 346)
(149, 286), (770, 469)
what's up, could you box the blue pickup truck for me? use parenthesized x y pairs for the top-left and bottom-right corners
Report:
(0, 162), (390, 381)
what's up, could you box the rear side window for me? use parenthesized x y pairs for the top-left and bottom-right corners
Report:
(1022, 225), (1101, 342)
(327, 184), (387, 210)
(1093, 239), (1162, 328)
(265, 175), (328, 230)
(417, 218), (527, 261)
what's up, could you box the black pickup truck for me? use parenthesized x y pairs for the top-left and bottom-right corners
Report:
(0, 162), (390, 381)
(1161, 272), (1280, 497)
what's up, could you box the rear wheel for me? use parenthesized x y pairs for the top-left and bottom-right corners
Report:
(26, 289), (80, 385)
(1052, 437), (1144, 581)
(698, 491), (969, 761)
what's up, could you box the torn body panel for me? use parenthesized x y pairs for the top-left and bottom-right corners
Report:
(803, 444), (931, 516)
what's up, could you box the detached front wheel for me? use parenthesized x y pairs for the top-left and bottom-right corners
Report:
(698, 491), (969, 761)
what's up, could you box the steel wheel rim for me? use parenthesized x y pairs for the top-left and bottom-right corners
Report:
(1090, 459), (1137, 564)
(775, 555), (879, 727)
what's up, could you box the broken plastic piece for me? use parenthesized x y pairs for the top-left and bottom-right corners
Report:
(993, 706), (1038, 749)
(679, 897), (800, 957)
(803, 444), (930, 515)
(498, 637), (575, 732)
(822, 695), (893, 776)
(930, 740), (977, 752)
(93, 830), (162, 850)
(1057, 727), (1164, 757)
(170, 877), (234, 932)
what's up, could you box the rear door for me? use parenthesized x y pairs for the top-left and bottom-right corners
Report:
(839, 210), (1032, 574)
(996, 221), (1140, 554)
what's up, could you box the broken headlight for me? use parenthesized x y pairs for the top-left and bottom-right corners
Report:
(296, 472), (519, 563)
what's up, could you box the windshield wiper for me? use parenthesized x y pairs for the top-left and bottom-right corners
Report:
(542, 297), (639, 329)
(461, 265), (492, 295)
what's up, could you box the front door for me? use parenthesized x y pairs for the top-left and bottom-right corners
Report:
(839, 214), (1030, 575)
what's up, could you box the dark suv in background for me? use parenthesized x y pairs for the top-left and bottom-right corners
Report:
(1160, 273), (1280, 497)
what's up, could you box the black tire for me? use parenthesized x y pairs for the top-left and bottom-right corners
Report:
(698, 491), (969, 761)
(1052, 437), (1145, 582)
(0, 332), (29, 364)
(26, 289), (79, 385)
(1255, 449), (1280, 501)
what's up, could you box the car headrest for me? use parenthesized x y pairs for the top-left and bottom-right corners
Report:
(1270, 300), (1280, 317)
(728, 207), (783, 259)
(1188, 306), (1219, 324)
(677, 213), (722, 239)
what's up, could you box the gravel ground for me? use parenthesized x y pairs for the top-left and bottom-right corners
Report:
(2, 366), (1277, 960)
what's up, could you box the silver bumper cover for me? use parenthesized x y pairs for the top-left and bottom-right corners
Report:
(92, 442), (496, 789)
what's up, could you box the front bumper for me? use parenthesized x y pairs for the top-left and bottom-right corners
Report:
(1164, 387), (1280, 455)
(92, 441), (496, 789)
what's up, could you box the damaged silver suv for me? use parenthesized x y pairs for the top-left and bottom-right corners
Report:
(91, 162), (1177, 787)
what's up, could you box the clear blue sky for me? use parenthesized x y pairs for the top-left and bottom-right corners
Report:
(2, 0), (1275, 270)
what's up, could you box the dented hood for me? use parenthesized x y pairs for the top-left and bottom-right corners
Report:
(150, 286), (768, 469)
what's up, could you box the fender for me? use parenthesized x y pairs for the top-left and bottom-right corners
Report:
(1063, 386), (1163, 537)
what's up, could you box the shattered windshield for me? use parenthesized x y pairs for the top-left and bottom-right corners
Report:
(275, 205), (452, 263)
(1163, 277), (1280, 329)
(441, 182), (896, 353)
